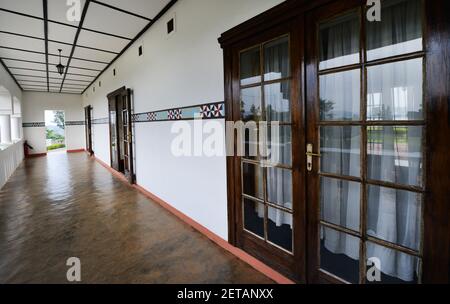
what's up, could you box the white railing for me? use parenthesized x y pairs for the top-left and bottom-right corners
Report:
(0, 140), (24, 190)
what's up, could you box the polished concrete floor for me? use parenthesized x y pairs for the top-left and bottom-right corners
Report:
(0, 152), (273, 284)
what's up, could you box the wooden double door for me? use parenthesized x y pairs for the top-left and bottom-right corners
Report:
(84, 105), (93, 155)
(107, 87), (135, 184)
(221, 0), (448, 284)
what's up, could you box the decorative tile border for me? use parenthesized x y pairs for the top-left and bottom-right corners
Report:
(21, 103), (224, 129)
(23, 121), (85, 128)
(23, 122), (45, 128)
(66, 121), (85, 126)
(132, 101), (225, 123)
(92, 118), (109, 125)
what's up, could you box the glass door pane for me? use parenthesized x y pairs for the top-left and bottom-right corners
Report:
(313, 1), (425, 284)
(319, 11), (360, 70)
(239, 34), (294, 254)
(109, 98), (118, 170)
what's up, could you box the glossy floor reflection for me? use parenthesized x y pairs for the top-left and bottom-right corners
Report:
(0, 152), (273, 284)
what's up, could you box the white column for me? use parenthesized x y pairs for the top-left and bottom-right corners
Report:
(19, 118), (23, 139)
(0, 114), (12, 144)
(11, 117), (21, 141)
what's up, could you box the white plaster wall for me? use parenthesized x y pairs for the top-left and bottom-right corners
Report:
(0, 92), (12, 114)
(92, 124), (110, 165)
(82, 0), (285, 240)
(23, 127), (46, 153)
(22, 92), (85, 154)
(0, 64), (21, 102)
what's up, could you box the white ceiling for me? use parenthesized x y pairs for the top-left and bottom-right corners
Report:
(0, 0), (173, 94)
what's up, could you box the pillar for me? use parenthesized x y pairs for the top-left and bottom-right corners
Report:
(11, 117), (21, 141)
(0, 114), (12, 144)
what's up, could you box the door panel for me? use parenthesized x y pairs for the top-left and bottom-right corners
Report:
(84, 105), (93, 155)
(306, 0), (426, 284)
(221, 0), (448, 285)
(108, 96), (119, 171)
(107, 86), (134, 183)
(121, 89), (134, 183)
(230, 19), (306, 282)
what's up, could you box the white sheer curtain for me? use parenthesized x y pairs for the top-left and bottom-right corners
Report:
(320, 0), (422, 282)
(258, 38), (293, 228)
(319, 13), (359, 70)
(366, 0), (422, 61)
(321, 126), (361, 261)
(320, 70), (360, 120)
(257, 82), (292, 228)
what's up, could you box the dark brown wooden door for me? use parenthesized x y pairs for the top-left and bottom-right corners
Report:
(305, 0), (427, 284)
(107, 87), (134, 184)
(108, 95), (120, 172)
(228, 19), (306, 282)
(120, 89), (134, 184)
(222, 0), (449, 285)
(84, 105), (93, 155)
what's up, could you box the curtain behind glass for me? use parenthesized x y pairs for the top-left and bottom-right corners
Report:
(366, 0), (422, 61)
(319, 12), (360, 69)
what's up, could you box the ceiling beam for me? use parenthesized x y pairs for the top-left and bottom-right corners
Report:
(23, 90), (82, 95)
(60, 1), (91, 93)
(90, 0), (152, 21)
(0, 46), (109, 65)
(23, 84), (63, 89)
(19, 80), (86, 87)
(13, 74), (62, 79)
(8, 66), (95, 77)
(0, 7), (132, 41)
(0, 30), (119, 55)
(83, 0), (179, 94)
(43, 0), (49, 92)
(1, 57), (102, 72)
(14, 74), (92, 83)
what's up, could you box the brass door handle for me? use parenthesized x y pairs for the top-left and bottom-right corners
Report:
(305, 152), (321, 157)
(306, 143), (320, 172)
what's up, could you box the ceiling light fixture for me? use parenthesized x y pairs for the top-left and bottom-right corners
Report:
(56, 49), (65, 75)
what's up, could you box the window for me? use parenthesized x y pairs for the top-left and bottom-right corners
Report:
(167, 18), (174, 34)
(317, 0), (424, 284)
(239, 35), (293, 253)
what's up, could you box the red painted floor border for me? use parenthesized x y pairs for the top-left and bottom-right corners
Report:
(67, 149), (86, 153)
(91, 154), (295, 284)
(26, 153), (47, 158)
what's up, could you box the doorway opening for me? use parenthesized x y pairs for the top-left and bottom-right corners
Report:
(45, 110), (66, 153)
(107, 87), (134, 184)
(84, 105), (93, 155)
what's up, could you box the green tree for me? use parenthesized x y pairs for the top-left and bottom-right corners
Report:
(46, 129), (64, 141)
(53, 111), (65, 130)
(320, 99), (335, 120)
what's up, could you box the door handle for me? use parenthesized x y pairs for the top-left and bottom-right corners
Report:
(306, 143), (321, 172)
(305, 152), (321, 157)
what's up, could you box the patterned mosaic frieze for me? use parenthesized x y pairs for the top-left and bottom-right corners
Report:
(66, 121), (85, 126)
(22, 122), (45, 128)
(132, 102), (225, 123)
(92, 118), (109, 125)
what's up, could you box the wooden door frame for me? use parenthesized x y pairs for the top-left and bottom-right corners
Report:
(219, 0), (450, 284)
(107, 86), (135, 184)
(225, 18), (305, 282)
(107, 92), (120, 172)
(84, 105), (93, 155)
(120, 88), (135, 184)
(305, 0), (365, 285)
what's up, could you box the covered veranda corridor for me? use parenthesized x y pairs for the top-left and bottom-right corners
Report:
(0, 152), (273, 284)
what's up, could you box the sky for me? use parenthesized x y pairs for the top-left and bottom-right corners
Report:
(45, 110), (62, 127)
